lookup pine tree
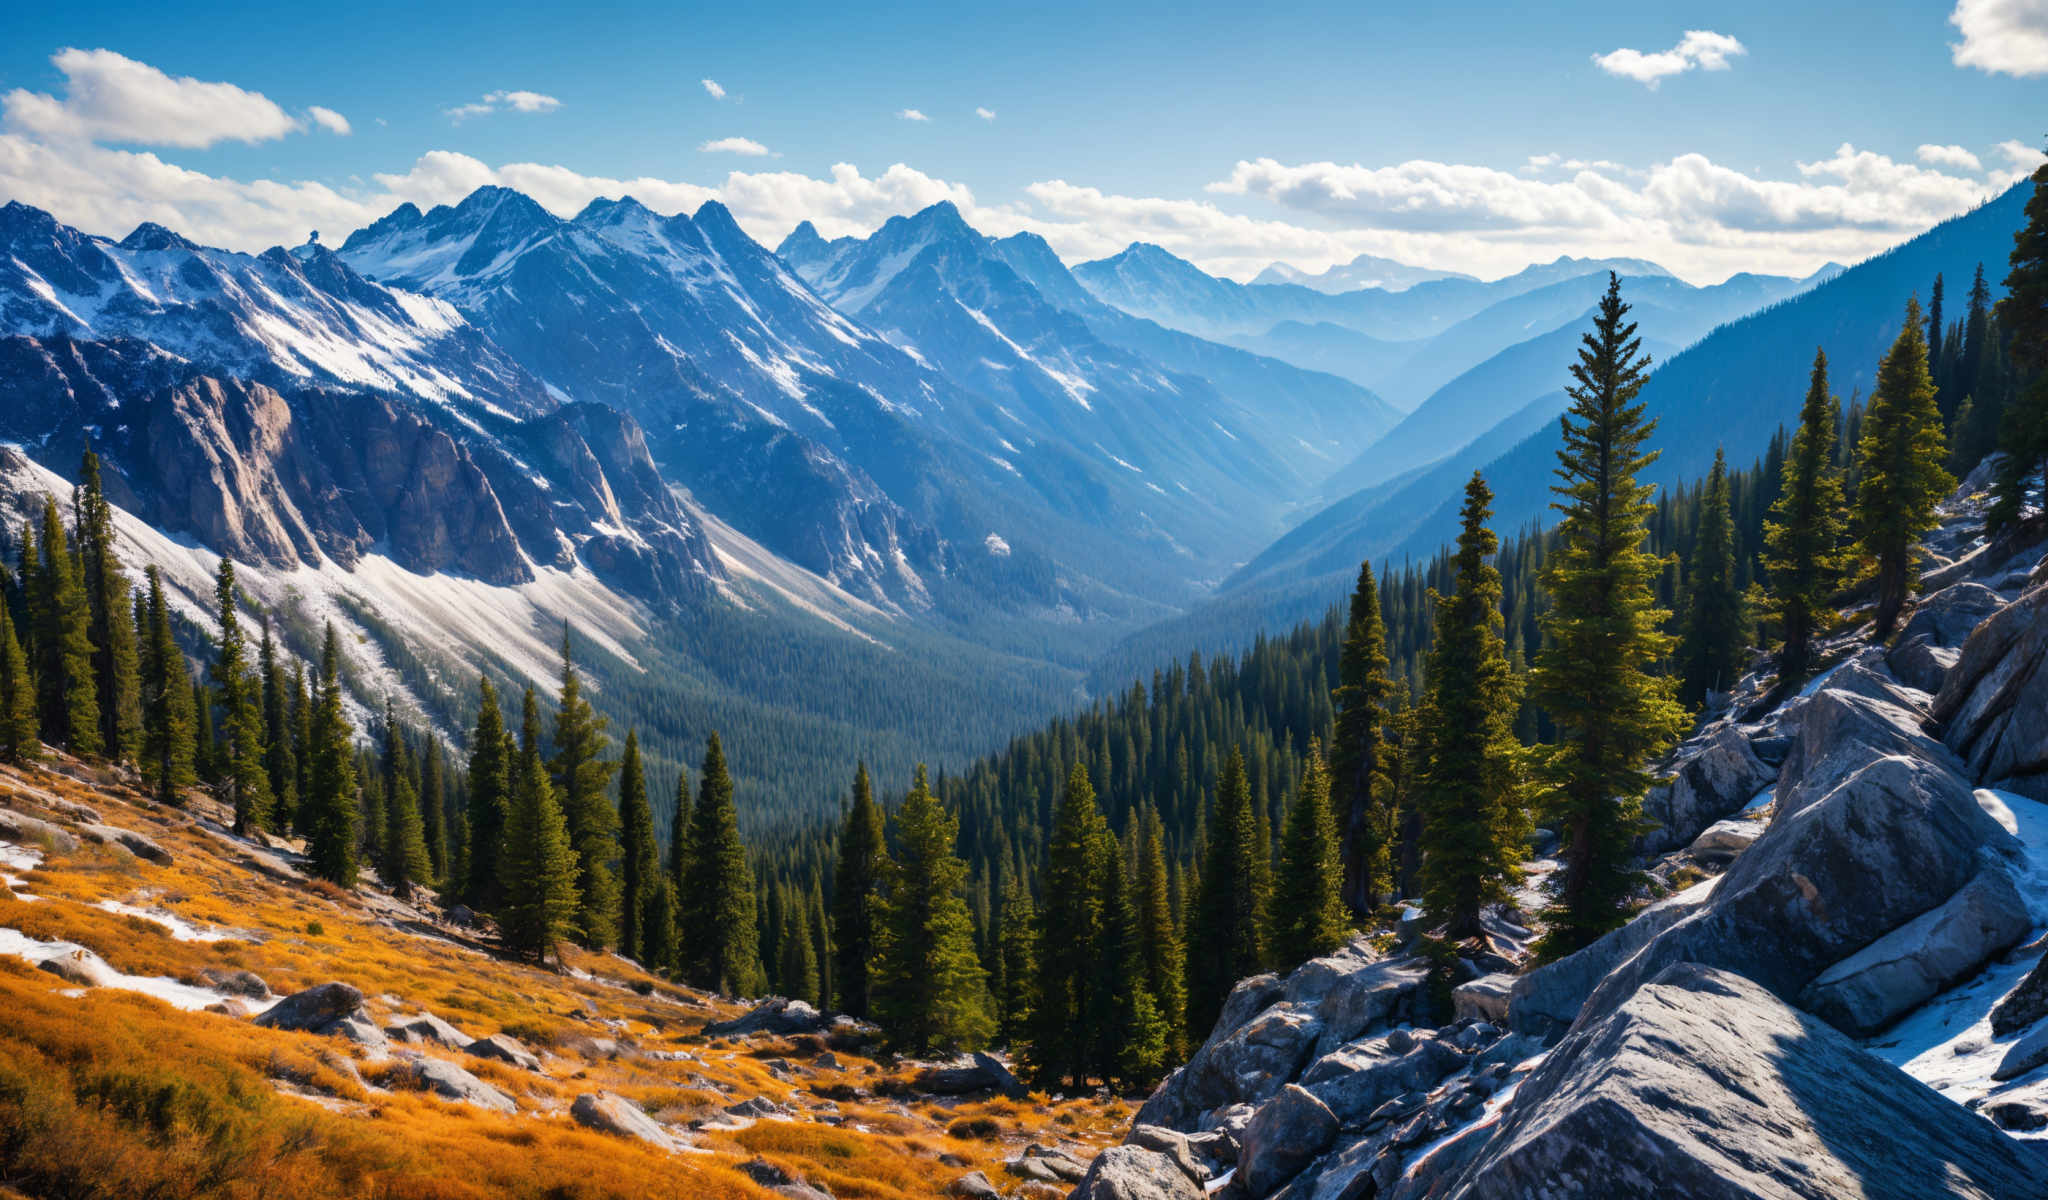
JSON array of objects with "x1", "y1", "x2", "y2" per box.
[
  {"x1": 1417, "y1": 474, "x2": 1528, "y2": 941},
  {"x1": 682, "y1": 733, "x2": 759, "y2": 994},
  {"x1": 641, "y1": 876, "x2": 679, "y2": 978},
  {"x1": 136, "y1": 568, "x2": 193, "y2": 802},
  {"x1": 420, "y1": 739, "x2": 448, "y2": 882},
  {"x1": 550, "y1": 629, "x2": 620, "y2": 949},
  {"x1": 211, "y1": 559, "x2": 271, "y2": 834},
  {"x1": 1331, "y1": 560, "x2": 1396, "y2": 917},
  {"x1": 779, "y1": 899, "x2": 821, "y2": 1005},
  {"x1": 1763, "y1": 349, "x2": 1850, "y2": 686},
  {"x1": 258, "y1": 619, "x2": 296, "y2": 830},
  {"x1": 499, "y1": 686, "x2": 580, "y2": 963},
  {"x1": 1990, "y1": 152, "x2": 2048, "y2": 533},
  {"x1": 1133, "y1": 807, "x2": 1187, "y2": 1057},
  {"x1": 304, "y1": 625, "x2": 359, "y2": 887},
  {"x1": 1028, "y1": 762, "x2": 1110, "y2": 1090},
  {"x1": 1273, "y1": 740, "x2": 1347, "y2": 967},
  {"x1": 1676, "y1": 449, "x2": 1749, "y2": 706},
  {"x1": 464, "y1": 678, "x2": 511, "y2": 911},
  {"x1": 994, "y1": 873, "x2": 1037, "y2": 1045},
  {"x1": 831, "y1": 761, "x2": 888, "y2": 1017},
  {"x1": 870, "y1": 765, "x2": 993, "y2": 1054},
  {"x1": 74, "y1": 453, "x2": 139, "y2": 761},
  {"x1": 1187, "y1": 747, "x2": 1265, "y2": 1033},
  {"x1": 0, "y1": 596, "x2": 37, "y2": 764},
  {"x1": 666, "y1": 772, "x2": 691, "y2": 968},
  {"x1": 1531, "y1": 277, "x2": 1686, "y2": 959},
  {"x1": 32, "y1": 497, "x2": 99, "y2": 756},
  {"x1": 1855, "y1": 296, "x2": 1955, "y2": 640},
  {"x1": 191, "y1": 675, "x2": 217, "y2": 784},
  {"x1": 290, "y1": 660, "x2": 312, "y2": 828},
  {"x1": 616, "y1": 730, "x2": 658, "y2": 963},
  {"x1": 381, "y1": 759, "x2": 433, "y2": 899},
  {"x1": 1099, "y1": 828, "x2": 1168, "y2": 1089}
]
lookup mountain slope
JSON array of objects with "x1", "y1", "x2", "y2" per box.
[{"x1": 1100, "y1": 180, "x2": 2032, "y2": 675}]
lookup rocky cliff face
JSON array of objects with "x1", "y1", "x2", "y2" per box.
[
  {"x1": 1075, "y1": 487, "x2": 2048, "y2": 1200},
  {"x1": 0, "y1": 335, "x2": 719, "y2": 606}
]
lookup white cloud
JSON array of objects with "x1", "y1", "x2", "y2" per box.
[
  {"x1": 699, "y1": 136, "x2": 774, "y2": 156},
  {"x1": 1593, "y1": 30, "x2": 1746, "y2": 88},
  {"x1": 1916, "y1": 142, "x2": 1982, "y2": 171},
  {"x1": 1999, "y1": 139, "x2": 2048, "y2": 172},
  {"x1": 445, "y1": 90, "x2": 561, "y2": 121},
  {"x1": 897, "y1": 108, "x2": 929, "y2": 121},
  {"x1": 1951, "y1": 0, "x2": 2048, "y2": 76},
  {"x1": 976, "y1": 106, "x2": 996, "y2": 121},
  {"x1": 307, "y1": 105, "x2": 351, "y2": 136},
  {"x1": 2, "y1": 47, "x2": 304, "y2": 148},
  {"x1": 701, "y1": 78, "x2": 726, "y2": 100}
]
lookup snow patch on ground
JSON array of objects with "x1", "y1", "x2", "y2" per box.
[
  {"x1": 1, "y1": 840, "x2": 44, "y2": 899},
  {"x1": 94, "y1": 899, "x2": 245, "y2": 943},
  {"x1": 1864, "y1": 790, "x2": 2048, "y2": 1128},
  {"x1": 0, "y1": 927, "x2": 275, "y2": 1013}
]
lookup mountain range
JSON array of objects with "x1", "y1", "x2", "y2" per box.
[{"x1": 0, "y1": 176, "x2": 1962, "y2": 813}]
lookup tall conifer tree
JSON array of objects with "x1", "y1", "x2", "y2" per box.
[
  {"x1": 0, "y1": 597, "x2": 37, "y2": 764},
  {"x1": 1273, "y1": 740, "x2": 1347, "y2": 967},
  {"x1": 1187, "y1": 748, "x2": 1264, "y2": 1033},
  {"x1": 1028, "y1": 762, "x2": 1109, "y2": 1090},
  {"x1": 550, "y1": 629, "x2": 620, "y2": 948},
  {"x1": 682, "y1": 733, "x2": 759, "y2": 994},
  {"x1": 1676, "y1": 449, "x2": 1749, "y2": 706},
  {"x1": 1134, "y1": 807, "x2": 1187, "y2": 1057},
  {"x1": 1416, "y1": 475, "x2": 1527, "y2": 941},
  {"x1": 616, "y1": 730, "x2": 658, "y2": 963},
  {"x1": 464, "y1": 677, "x2": 510, "y2": 910},
  {"x1": 258, "y1": 619, "x2": 296, "y2": 829},
  {"x1": 32, "y1": 497, "x2": 98, "y2": 756},
  {"x1": 870, "y1": 765, "x2": 993, "y2": 1054},
  {"x1": 211, "y1": 559, "x2": 270, "y2": 833},
  {"x1": 831, "y1": 761, "x2": 888, "y2": 1017},
  {"x1": 304, "y1": 625, "x2": 359, "y2": 887},
  {"x1": 378, "y1": 701, "x2": 432, "y2": 897},
  {"x1": 994, "y1": 873, "x2": 1037, "y2": 1045},
  {"x1": 499, "y1": 686, "x2": 579, "y2": 963},
  {"x1": 1854, "y1": 297, "x2": 1954, "y2": 640},
  {"x1": 137, "y1": 567, "x2": 193, "y2": 801},
  {"x1": 74, "y1": 453, "x2": 139, "y2": 760},
  {"x1": 1331, "y1": 560, "x2": 1396, "y2": 917},
  {"x1": 1531, "y1": 277, "x2": 1686, "y2": 958},
  {"x1": 1763, "y1": 349, "x2": 1850, "y2": 685}
]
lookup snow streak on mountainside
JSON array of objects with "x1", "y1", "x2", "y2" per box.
[{"x1": 0, "y1": 200, "x2": 551, "y2": 423}]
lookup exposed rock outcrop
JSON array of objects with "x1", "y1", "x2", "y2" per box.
[
  {"x1": 570, "y1": 1091, "x2": 682, "y2": 1149},
  {"x1": 1639, "y1": 724, "x2": 1776, "y2": 854},
  {"x1": 1936, "y1": 582, "x2": 2048, "y2": 802},
  {"x1": 1404, "y1": 964, "x2": 2043, "y2": 1200}
]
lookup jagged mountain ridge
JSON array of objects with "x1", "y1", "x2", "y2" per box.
[
  {"x1": 1252, "y1": 252, "x2": 1477, "y2": 293},
  {"x1": 780, "y1": 203, "x2": 1397, "y2": 557},
  {"x1": 0, "y1": 200, "x2": 553, "y2": 423}
]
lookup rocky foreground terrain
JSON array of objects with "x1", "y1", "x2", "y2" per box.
[
  {"x1": 1066, "y1": 473, "x2": 2048, "y2": 1200},
  {"x1": 0, "y1": 772, "x2": 1125, "y2": 1199}
]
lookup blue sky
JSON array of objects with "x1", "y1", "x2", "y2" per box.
[{"x1": 1, "y1": 0, "x2": 2042, "y2": 280}]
